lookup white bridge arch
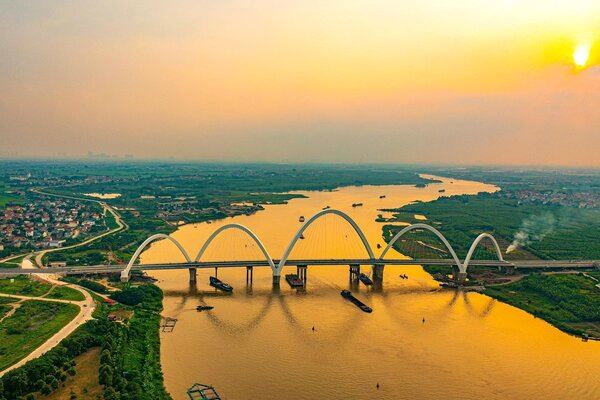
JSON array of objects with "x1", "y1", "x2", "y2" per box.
[
  {"x1": 121, "y1": 234, "x2": 191, "y2": 281},
  {"x1": 276, "y1": 208, "x2": 375, "y2": 275},
  {"x1": 378, "y1": 223, "x2": 463, "y2": 271},
  {"x1": 193, "y1": 223, "x2": 277, "y2": 272},
  {"x1": 119, "y1": 208, "x2": 505, "y2": 282},
  {"x1": 463, "y1": 233, "x2": 504, "y2": 272}
]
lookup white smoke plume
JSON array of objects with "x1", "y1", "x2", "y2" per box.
[{"x1": 506, "y1": 213, "x2": 556, "y2": 254}]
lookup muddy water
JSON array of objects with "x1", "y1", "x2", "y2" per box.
[{"x1": 140, "y1": 176, "x2": 600, "y2": 400}]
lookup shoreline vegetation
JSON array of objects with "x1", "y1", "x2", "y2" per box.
[
  {"x1": 0, "y1": 281, "x2": 170, "y2": 400},
  {"x1": 484, "y1": 273, "x2": 600, "y2": 338},
  {"x1": 381, "y1": 169, "x2": 600, "y2": 339}
]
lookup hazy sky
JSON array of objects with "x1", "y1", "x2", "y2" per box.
[{"x1": 1, "y1": 1, "x2": 599, "y2": 165}]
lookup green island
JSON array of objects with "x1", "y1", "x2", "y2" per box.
[{"x1": 382, "y1": 167, "x2": 600, "y2": 338}]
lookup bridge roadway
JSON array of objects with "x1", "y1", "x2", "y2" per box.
[{"x1": 0, "y1": 258, "x2": 597, "y2": 275}]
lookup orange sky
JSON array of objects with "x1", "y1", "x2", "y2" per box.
[{"x1": 1, "y1": 1, "x2": 599, "y2": 165}]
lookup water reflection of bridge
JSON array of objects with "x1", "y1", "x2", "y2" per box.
[
  {"x1": 1, "y1": 209, "x2": 598, "y2": 283},
  {"x1": 161, "y1": 282, "x2": 496, "y2": 339}
]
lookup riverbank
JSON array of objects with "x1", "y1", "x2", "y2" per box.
[
  {"x1": 380, "y1": 182, "x2": 600, "y2": 339},
  {"x1": 484, "y1": 273, "x2": 600, "y2": 339},
  {"x1": 0, "y1": 282, "x2": 171, "y2": 400}
]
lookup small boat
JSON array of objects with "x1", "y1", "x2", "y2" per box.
[
  {"x1": 299, "y1": 216, "x2": 305, "y2": 222},
  {"x1": 359, "y1": 273, "x2": 373, "y2": 286},
  {"x1": 209, "y1": 276, "x2": 233, "y2": 292},
  {"x1": 285, "y1": 274, "x2": 305, "y2": 288},
  {"x1": 299, "y1": 234, "x2": 305, "y2": 240},
  {"x1": 340, "y1": 290, "x2": 372, "y2": 313},
  {"x1": 322, "y1": 205, "x2": 330, "y2": 210},
  {"x1": 438, "y1": 189, "x2": 446, "y2": 193},
  {"x1": 379, "y1": 195, "x2": 386, "y2": 199},
  {"x1": 196, "y1": 305, "x2": 214, "y2": 311},
  {"x1": 376, "y1": 243, "x2": 381, "y2": 249},
  {"x1": 439, "y1": 282, "x2": 458, "y2": 288},
  {"x1": 352, "y1": 203, "x2": 363, "y2": 207}
]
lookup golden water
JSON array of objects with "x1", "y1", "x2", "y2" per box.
[{"x1": 141, "y1": 176, "x2": 600, "y2": 399}]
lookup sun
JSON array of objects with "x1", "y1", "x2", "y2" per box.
[{"x1": 573, "y1": 43, "x2": 591, "y2": 68}]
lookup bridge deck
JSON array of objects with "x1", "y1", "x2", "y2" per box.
[{"x1": 0, "y1": 258, "x2": 597, "y2": 275}]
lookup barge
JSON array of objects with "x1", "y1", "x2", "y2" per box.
[
  {"x1": 209, "y1": 276, "x2": 233, "y2": 292},
  {"x1": 340, "y1": 290, "x2": 372, "y2": 313},
  {"x1": 285, "y1": 274, "x2": 305, "y2": 288},
  {"x1": 358, "y1": 273, "x2": 373, "y2": 286}
]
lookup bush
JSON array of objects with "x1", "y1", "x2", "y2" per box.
[
  {"x1": 78, "y1": 279, "x2": 108, "y2": 294},
  {"x1": 109, "y1": 285, "x2": 161, "y2": 309}
]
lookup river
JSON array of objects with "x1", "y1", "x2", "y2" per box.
[{"x1": 140, "y1": 176, "x2": 600, "y2": 400}]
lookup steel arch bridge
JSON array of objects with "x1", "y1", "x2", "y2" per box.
[
  {"x1": 2, "y1": 208, "x2": 596, "y2": 282},
  {"x1": 118, "y1": 208, "x2": 506, "y2": 282}
]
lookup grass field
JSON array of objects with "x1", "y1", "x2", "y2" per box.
[
  {"x1": 0, "y1": 184, "x2": 23, "y2": 209},
  {"x1": 0, "y1": 254, "x2": 28, "y2": 269},
  {"x1": 0, "y1": 276, "x2": 52, "y2": 297},
  {"x1": 0, "y1": 300, "x2": 80, "y2": 370},
  {"x1": 0, "y1": 297, "x2": 17, "y2": 320},
  {"x1": 46, "y1": 285, "x2": 86, "y2": 301}
]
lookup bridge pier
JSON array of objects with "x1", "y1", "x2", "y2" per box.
[
  {"x1": 372, "y1": 264, "x2": 384, "y2": 281},
  {"x1": 452, "y1": 265, "x2": 459, "y2": 281},
  {"x1": 246, "y1": 266, "x2": 254, "y2": 285},
  {"x1": 349, "y1": 264, "x2": 360, "y2": 281},
  {"x1": 452, "y1": 265, "x2": 467, "y2": 284},
  {"x1": 188, "y1": 267, "x2": 197, "y2": 283},
  {"x1": 272, "y1": 275, "x2": 281, "y2": 286},
  {"x1": 297, "y1": 265, "x2": 307, "y2": 283}
]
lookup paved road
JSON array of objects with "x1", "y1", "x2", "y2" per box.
[{"x1": 0, "y1": 258, "x2": 96, "y2": 377}]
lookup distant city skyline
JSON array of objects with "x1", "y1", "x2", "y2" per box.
[{"x1": 1, "y1": 1, "x2": 599, "y2": 166}]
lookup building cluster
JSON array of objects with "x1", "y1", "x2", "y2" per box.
[
  {"x1": 503, "y1": 190, "x2": 600, "y2": 209},
  {"x1": 0, "y1": 199, "x2": 102, "y2": 253}
]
